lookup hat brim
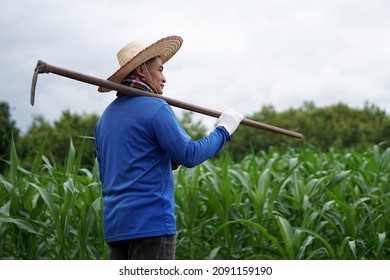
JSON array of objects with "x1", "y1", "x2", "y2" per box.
[{"x1": 98, "y1": 35, "x2": 183, "y2": 92}]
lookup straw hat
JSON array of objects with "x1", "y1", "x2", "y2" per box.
[{"x1": 98, "y1": 35, "x2": 183, "y2": 92}]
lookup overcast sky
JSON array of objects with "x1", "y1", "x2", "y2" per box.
[{"x1": 1, "y1": 0, "x2": 390, "y2": 134}]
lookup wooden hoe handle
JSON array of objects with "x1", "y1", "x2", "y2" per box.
[{"x1": 31, "y1": 60, "x2": 303, "y2": 139}]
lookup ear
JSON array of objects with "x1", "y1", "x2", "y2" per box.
[{"x1": 135, "y1": 65, "x2": 146, "y2": 78}]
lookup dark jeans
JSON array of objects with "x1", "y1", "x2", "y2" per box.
[{"x1": 107, "y1": 235, "x2": 176, "y2": 260}]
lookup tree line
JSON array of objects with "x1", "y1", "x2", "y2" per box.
[
  {"x1": 1, "y1": 100, "x2": 389, "y2": 171},
  {"x1": 228, "y1": 101, "x2": 390, "y2": 160}
]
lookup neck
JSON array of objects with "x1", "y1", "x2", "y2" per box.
[{"x1": 118, "y1": 75, "x2": 155, "y2": 97}]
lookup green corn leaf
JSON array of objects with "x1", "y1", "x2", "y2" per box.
[
  {"x1": 31, "y1": 136, "x2": 47, "y2": 174},
  {"x1": 29, "y1": 183, "x2": 58, "y2": 217},
  {"x1": 0, "y1": 216, "x2": 41, "y2": 235},
  {"x1": 9, "y1": 135, "x2": 19, "y2": 186},
  {"x1": 65, "y1": 137, "x2": 76, "y2": 176},
  {"x1": 326, "y1": 170, "x2": 351, "y2": 188}
]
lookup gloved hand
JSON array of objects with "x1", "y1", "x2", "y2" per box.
[{"x1": 216, "y1": 108, "x2": 244, "y2": 136}]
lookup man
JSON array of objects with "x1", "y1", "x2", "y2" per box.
[{"x1": 95, "y1": 35, "x2": 243, "y2": 259}]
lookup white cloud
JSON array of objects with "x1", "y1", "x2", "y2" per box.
[{"x1": 1, "y1": 0, "x2": 389, "y2": 133}]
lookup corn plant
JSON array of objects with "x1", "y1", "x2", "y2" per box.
[
  {"x1": 175, "y1": 146, "x2": 390, "y2": 260},
  {"x1": 1, "y1": 138, "x2": 389, "y2": 260},
  {"x1": 0, "y1": 137, "x2": 106, "y2": 259}
]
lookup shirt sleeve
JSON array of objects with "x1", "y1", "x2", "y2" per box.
[{"x1": 152, "y1": 103, "x2": 230, "y2": 168}]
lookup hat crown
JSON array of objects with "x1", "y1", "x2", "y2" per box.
[{"x1": 117, "y1": 40, "x2": 146, "y2": 67}]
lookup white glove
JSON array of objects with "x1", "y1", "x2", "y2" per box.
[{"x1": 216, "y1": 108, "x2": 244, "y2": 136}]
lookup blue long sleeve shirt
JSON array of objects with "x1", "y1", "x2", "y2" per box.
[{"x1": 95, "y1": 95, "x2": 230, "y2": 242}]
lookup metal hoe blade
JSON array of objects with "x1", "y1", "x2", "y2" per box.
[{"x1": 30, "y1": 60, "x2": 48, "y2": 106}]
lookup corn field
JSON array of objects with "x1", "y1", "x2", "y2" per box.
[{"x1": 0, "y1": 138, "x2": 389, "y2": 259}]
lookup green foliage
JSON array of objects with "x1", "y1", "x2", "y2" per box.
[
  {"x1": 2, "y1": 101, "x2": 390, "y2": 259},
  {"x1": 228, "y1": 101, "x2": 390, "y2": 161},
  {"x1": 0, "y1": 101, "x2": 20, "y2": 172},
  {"x1": 0, "y1": 138, "x2": 106, "y2": 259},
  {"x1": 16, "y1": 110, "x2": 99, "y2": 170},
  {"x1": 10, "y1": 101, "x2": 390, "y2": 170},
  {"x1": 174, "y1": 145, "x2": 390, "y2": 260},
  {"x1": 1, "y1": 138, "x2": 389, "y2": 259}
]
